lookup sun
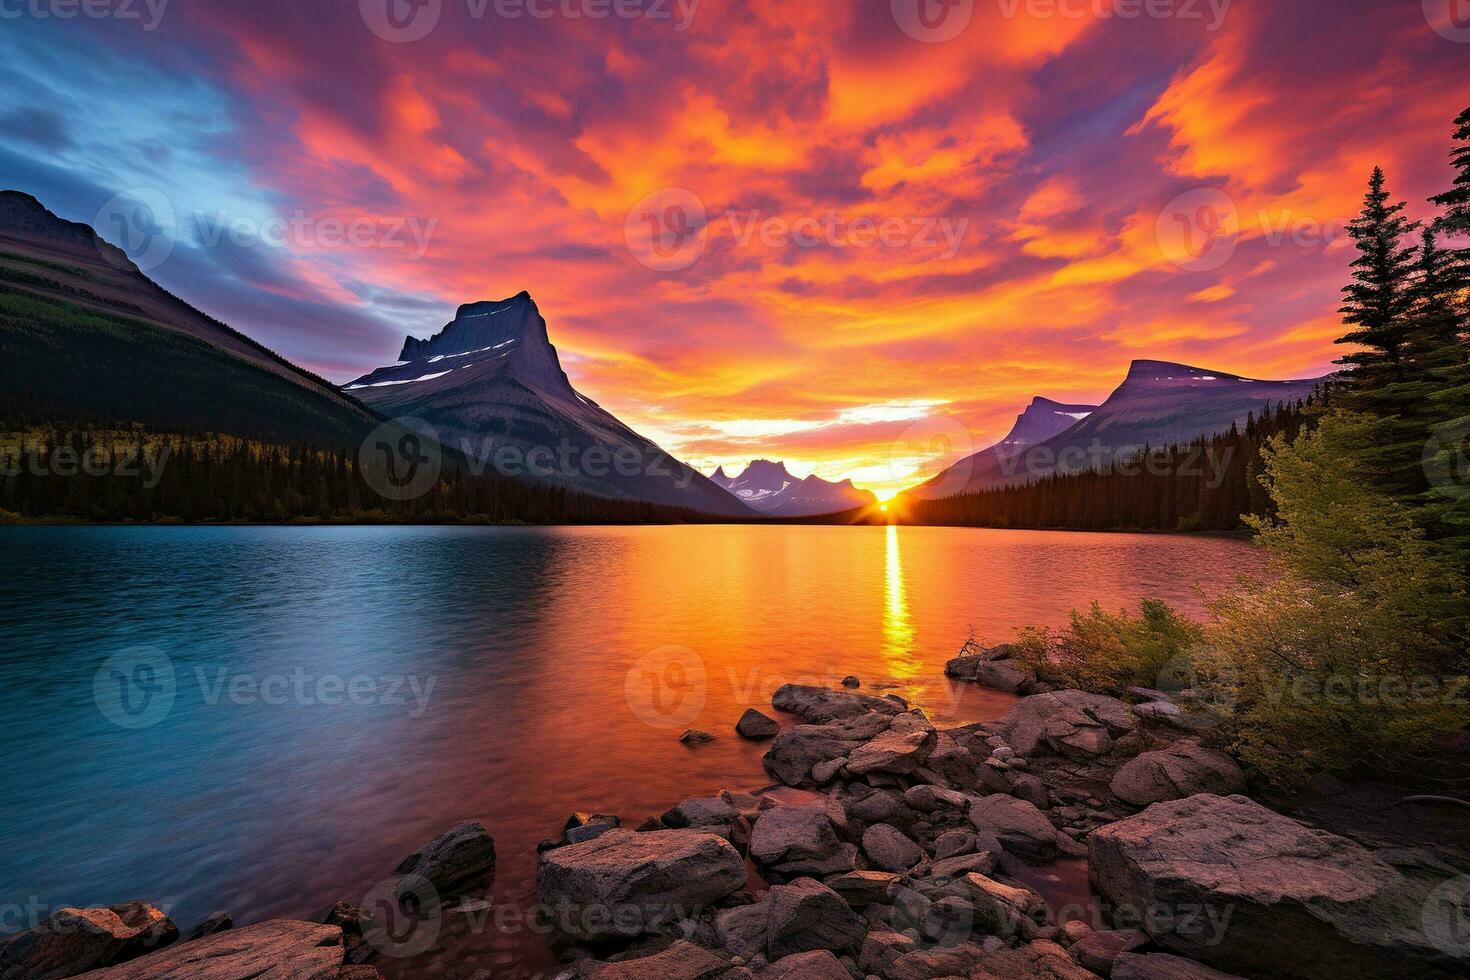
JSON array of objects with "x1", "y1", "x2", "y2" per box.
[{"x1": 879, "y1": 503, "x2": 889, "y2": 512}]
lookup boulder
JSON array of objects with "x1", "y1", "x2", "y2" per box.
[
  {"x1": 858, "y1": 930, "x2": 918, "y2": 976},
  {"x1": 926, "y1": 732, "x2": 1008, "y2": 793},
  {"x1": 903, "y1": 784, "x2": 967, "y2": 813},
  {"x1": 394, "y1": 822, "x2": 496, "y2": 899},
  {"x1": 933, "y1": 829, "x2": 978, "y2": 860},
  {"x1": 1069, "y1": 928, "x2": 1150, "y2": 975},
  {"x1": 0, "y1": 902, "x2": 177, "y2": 979},
  {"x1": 736, "y1": 709, "x2": 780, "y2": 740},
  {"x1": 969, "y1": 794, "x2": 1060, "y2": 864},
  {"x1": 578, "y1": 940, "x2": 742, "y2": 979},
  {"x1": 846, "y1": 712, "x2": 937, "y2": 776},
  {"x1": 945, "y1": 644, "x2": 1015, "y2": 679},
  {"x1": 962, "y1": 872, "x2": 1046, "y2": 940},
  {"x1": 994, "y1": 691, "x2": 1136, "y2": 759},
  {"x1": 536, "y1": 829, "x2": 746, "y2": 940},
  {"x1": 1131, "y1": 701, "x2": 1188, "y2": 729},
  {"x1": 824, "y1": 870, "x2": 899, "y2": 907},
  {"x1": 770, "y1": 684, "x2": 901, "y2": 722},
  {"x1": 973, "y1": 939, "x2": 1099, "y2": 979},
  {"x1": 1089, "y1": 793, "x2": 1468, "y2": 979},
  {"x1": 762, "y1": 878, "x2": 864, "y2": 959},
  {"x1": 74, "y1": 919, "x2": 343, "y2": 979},
  {"x1": 1111, "y1": 952, "x2": 1245, "y2": 979},
  {"x1": 762, "y1": 712, "x2": 891, "y2": 787},
  {"x1": 842, "y1": 786, "x2": 905, "y2": 826},
  {"x1": 970, "y1": 660, "x2": 1037, "y2": 694},
  {"x1": 755, "y1": 948, "x2": 849, "y2": 979},
  {"x1": 841, "y1": 676, "x2": 861, "y2": 688},
  {"x1": 748, "y1": 803, "x2": 855, "y2": 879},
  {"x1": 928, "y1": 851, "x2": 999, "y2": 880},
  {"x1": 662, "y1": 797, "x2": 737, "y2": 830},
  {"x1": 680, "y1": 729, "x2": 715, "y2": 745},
  {"x1": 182, "y1": 913, "x2": 232, "y2": 942},
  {"x1": 1109, "y1": 742, "x2": 1245, "y2": 806},
  {"x1": 565, "y1": 813, "x2": 623, "y2": 845},
  {"x1": 861, "y1": 824, "x2": 924, "y2": 872},
  {"x1": 885, "y1": 944, "x2": 988, "y2": 980}
]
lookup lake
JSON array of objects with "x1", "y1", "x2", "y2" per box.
[{"x1": 0, "y1": 524, "x2": 1263, "y2": 974}]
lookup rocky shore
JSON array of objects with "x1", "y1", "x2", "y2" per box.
[{"x1": 6, "y1": 647, "x2": 1469, "y2": 979}]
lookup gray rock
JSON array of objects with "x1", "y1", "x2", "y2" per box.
[
  {"x1": 75, "y1": 919, "x2": 340, "y2": 980},
  {"x1": 749, "y1": 803, "x2": 854, "y2": 879},
  {"x1": 578, "y1": 939, "x2": 743, "y2": 979},
  {"x1": 933, "y1": 829, "x2": 978, "y2": 860},
  {"x1": 840, "y1": 676, "x2": 861, "y2": 688},
  {"x1": 1111, "y1": 952, "x2": 1246, "y2": 979},
  {"x1": 1009, "y1": 772, "x2": 1051, "y2": 810},
  {"x1": 843, "y1": 786, "x2": 905, "y2": 826},
  {"x1": 537, "y1": 829, "x2": 746, "y2": 940},
  {"x1": 662, "y1": 797, "x2": 737, "y2": 830},
  {"x1": 970, "y1": 659, "x2": 1037, "y2": 693},
  {"x1": 903, "y1": 784, "x2": 967, "y2": 813},
  {"x1": 972, "y1": 939, "x2": 1099, "y2": 979},
  {"x1": 736, "y1": 709, "x2": 781, "y2": 740},
  {"x1": 994, "y1": 691, "x2": 1136, "y2": 758},
  {"x1": 762, "y1": 878, "x2": 864, "y2": 959},
  {"x1": 1109, "y1": 742, "x2": 1245, "y2": 806},
  {"x1": 861, "y1": 824, "x2": 924, "y2": 872},
  {"x1": 858, "y1": 930, "x2": 918, "y2": 976},
  {"x1": 1090, "y1": 793, "x2": 1468, "y2": 979},
  {"x1": 182, "y1": 912, "x2": 232, "y2": 943},
  {"x1": 394, "y1": 821, "x2": 496, "y2": 899},
  {"x1": 945, "y1": 644, "x2": 1015, "y2": 678},
  {"x1": 961, "y1": 872, "x2": 1047, "y2": 940},
  {"x1": 1070, "y1": 928, "x2": 1150, "y2": 975},
  {"x1": 762, "y1": 712, "x2": 891, "y2": 787},
  {"x1": 845, "y1": 712, "x2": 937, "y2": 777},
  {"x1": 770, "y1": 684, "x2": 901, "y2": 722},
  {"x1": 810, "y1": 759, "x2": 844, "y2": 785},
  {"x1": 680, "y1": 729, "x2": 716, "y2": 745},
  {"x1": 565, "y1": 813, "x2": 623, "y2": 845},
  {"x1": 824, "y1": 870, "x2": 899, "y2": 907},
  {"x1": 714, "y1": 904, "x2": 768, "y2": 961},
  {"x1": 0, "y1": 903, "x2": 178, "y2": 979},
  {"x1": 885, "y1": 944, "x2": 988, "y2": 980},
  {"x1": 921, "y1": 895, "x2": 977, "y2": 943},
  {"x1": 927, "y1": 850, "x2": 999, "y2": 880},
  {"x1": 754, "y1": 948, "x2": 848, "y2": 979},
  {"x1": 968, "y1": 794, "x2": 1060, "y2": 864}
]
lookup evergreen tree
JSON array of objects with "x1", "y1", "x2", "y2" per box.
[{"x1": 1336, "y1": 167, "x2": 1419, "y2": 405}]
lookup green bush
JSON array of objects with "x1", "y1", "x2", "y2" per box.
[{"x1": 1011, "y1": 598, "x2": 1204, "y2": 697}]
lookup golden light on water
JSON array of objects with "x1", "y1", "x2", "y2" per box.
[{"x1": 881, "y1": 524, "x2": 917, "y2": 679}]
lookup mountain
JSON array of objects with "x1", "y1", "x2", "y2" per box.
[
  {"x1": 911, "y1": 360, "x2": 1326, "y2": 497},
  {"x1": 711, "y1": 459, "x2": 878, "y2": 516},
  {"x1": 908, "y1": 396, "x2": 1098, "y2": 499},
  {"x1": 0, "y1": 190, "x2": 379, "y2": 445},
  {"x1": 344, "y1": 292, "x2": 750, "y2": 516}
]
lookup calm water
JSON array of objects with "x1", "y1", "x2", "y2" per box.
[{"x1": 0, "y1": 525, "x2": 1262, "y2": 973}]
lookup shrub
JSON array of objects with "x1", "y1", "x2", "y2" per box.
[{"x1": 1011, "y1": 598, "x2": 1204, "y2": 697}]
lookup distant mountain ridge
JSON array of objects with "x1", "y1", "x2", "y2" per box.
[
  {"x1": 711, "y1": 459, "x2": 877, "y2": 516},
  {"x1": 344, "y1": 292, "x2": 750, "y2": 516},
  {"x1": 911, "y1": 359, "x2": 1327, "y2": 498}
]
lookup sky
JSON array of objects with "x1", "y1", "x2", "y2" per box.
[{"x1": 3, "y1": 0, "x2": 1469, "y2": 496}]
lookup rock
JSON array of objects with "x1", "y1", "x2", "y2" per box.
[
  {"x1": 841, "y1": 676, "x2": 861, "y2": 688},
  {"x1": 824, "y1": 870, "x2": 899, "y2": 907},
  {"x1": 1111, "y1": 952, "x2": 1246, "y2": 979},
  {"x1": 754, "y1": 948, "x2": 848, "y2": 979},
  {"x1": 749, "y1": 803, "x2": 855, "y2": 879},
  {"x1": 858, "y1": 930, "x2": 919, "y2": 976},
  {"x1": 1109, "y1": 742, "x2": 1245, "y2": 806},
  {"x1": 770, "y1": 684, "x2": 902, "y2": 722},
  {"x1": 662, "y1": 797, "x2": 737, "y2": 830},
  {"x1": 903, "y1": 784, "x2": 967, "y2": 813},
  {"x1": 182, "y1": 912, "x2": 232, "y2": 942},
  {"x1": 810, "y1": 759, "x2": 844, "y2": 785},
  {"x1": 578, "y1": 940, "x2": 743, "y2": 979},
  {"x1": 762, "y1": 712, "x2": 892, "y2": 787},
  {"x1": 537, "y1": 829, "x2": 746, "y2": 940},
  {"x1": 565, "y1": 813, "x2": 623, "y2": 845},
  {"x1": 735, "y1": 710, "x2": 779, "y2": 741},
  {"x1": 926, "y1": 732, "x2": 1008, "y2": 793},
  {"x1": 1089, "y1": 793, "x2": 1467, "y2": 979},
  {"x1": 0, "y1": 902, "x2": 178, "y2": 978},
  {"x1": 1131, "y1": 701, "x2": 1188, "y2": 728},
  {"x1": 973, "y1": 939, "x2": 1099, "y2": 979},
  {"x1": 714, "y1": 904, "x2": 768, "y2": 960},
  {"x1": 945, "y1": 644, "x2": 1015, "y2": 679},
  {"x1": 970, "y1": 659, "x2": 1037, "y2": 693},
  {"x1": 394, "y1": 821, "x2": 496, "y2": 899},
  {"x1": 681, "y1": 729, "x2": 715, "y2": 745},
  {"x1": 861, "y1": 824, "x2": 924, "y2": 872},
  {"x1": 927, "y1": 850, "x2": 999, "y2": 880},
  {"x1": 843, "y1": 786, "x2": 905, "y2": 826},
  {"x1": 885, "y1": 944, "x2": 987, "y2": 980},
  {"x1": 933, "y1": 829, "x2": 978, "y2": 860},
  {"x1": 845, "y1": 712, "x2": 937, "y2": 777},
  {"x1": 1070, "y1": 928, "x2": 1150, "y2": 975},
  {"x1": 1061, "y1": 919, "x2": 1094, "y2": 945},
  {"x1": 1009, "y1": 772, "x2": 1051, "y2": 810},
  {"x1": 994, "y1": 691, "x2": 1136, "y2": 759},
  {"x1": 74, "y1": 919, "x2": 342, "y2": 979},
  {"x1": 962, "y1": 872, "x2": 1047, "y2": 940},
  {"x1": 762, "y1": 879, "x2": 864, "y2": 959},
  {"x1": 969, "y1": 794, "x2": 1060, "y2": 864}
]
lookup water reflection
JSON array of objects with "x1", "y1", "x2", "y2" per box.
[{"x1": 882, "y1": 525, "x2": 917, "y2": 678}]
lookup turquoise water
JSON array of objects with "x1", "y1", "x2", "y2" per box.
[{"x1": 0, "y1": 524, "x2": 1262, "y2": 972}]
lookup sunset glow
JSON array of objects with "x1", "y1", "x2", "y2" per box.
[{"x1": 5, "y1": 2, "x2": 1469, "y2": 496}]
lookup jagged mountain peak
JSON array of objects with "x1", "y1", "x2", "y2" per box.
[{"x1": 711, "y1": 459, "x2": 876, "y2": 516}]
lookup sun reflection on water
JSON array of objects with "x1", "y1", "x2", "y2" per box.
[{"x1": 882, "y1": 524, "x2": 917, "y2": 679}]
